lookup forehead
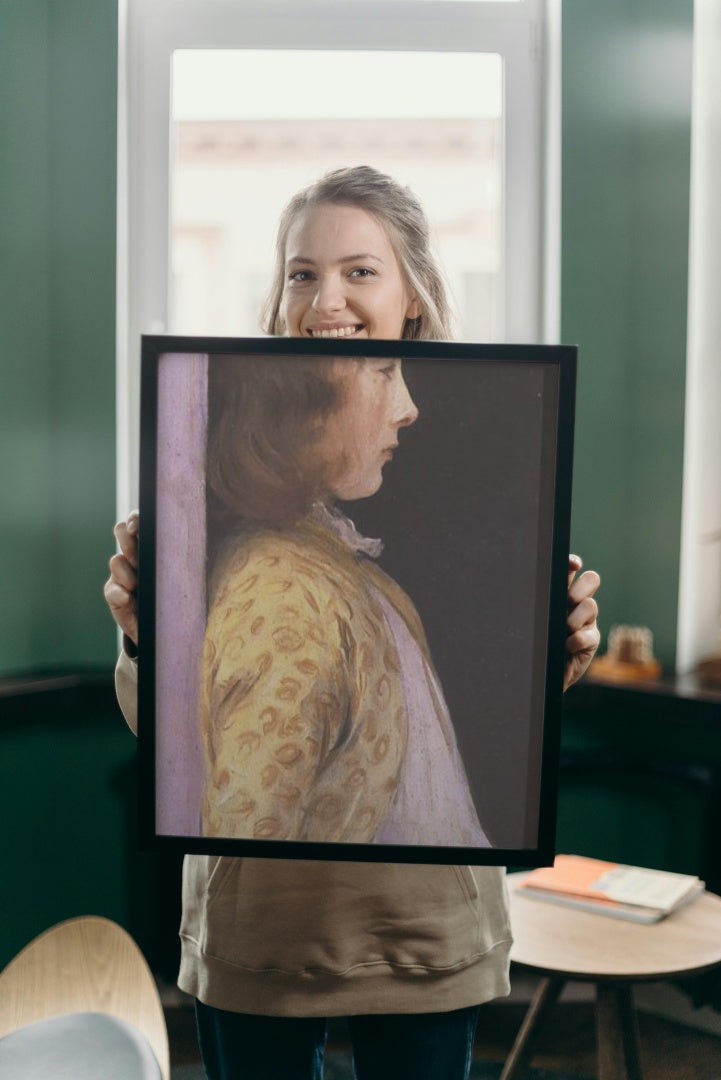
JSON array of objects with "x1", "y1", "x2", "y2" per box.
[{"x1": 285, "y1": 202, "x2": 398, "y2": 263}]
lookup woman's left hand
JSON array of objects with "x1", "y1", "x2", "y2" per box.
[{"x1": 564, "y1": 555, "x2": 601, "y2": 691}]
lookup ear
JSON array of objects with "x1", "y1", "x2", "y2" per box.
[{"x1": 405, "y1": 296, "x2": 422, "y2": 320}]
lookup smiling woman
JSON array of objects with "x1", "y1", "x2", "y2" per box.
[{"x1": 262, "y1": 166, "x2": 453, "y2": 341}]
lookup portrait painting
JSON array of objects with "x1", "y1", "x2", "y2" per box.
[{"x1": 137, "y1": 335, "x2": 576, "y2": 866}]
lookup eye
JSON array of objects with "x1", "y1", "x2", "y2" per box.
[
  {"x1": 349, "y1": 267, "x2": 375, "y2": 279},
  {"x1": 378, "y1": 362, "x2": 398, "y2": 380},
  {"x1": 288, "y1": 269, "x2": 314, "y2": 283}
]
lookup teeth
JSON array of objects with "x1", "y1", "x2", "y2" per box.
[{"x1": 311, "y1": 326, "x2": 359, "y2": 338}]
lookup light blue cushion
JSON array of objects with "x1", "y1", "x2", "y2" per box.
[{"x1": 0, "y1": 1011, "x2": 162, "y2": 1079}]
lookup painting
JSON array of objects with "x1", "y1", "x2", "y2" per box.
[{"x1": 137, "y1": 335, "x2": 576, "y2": 865}]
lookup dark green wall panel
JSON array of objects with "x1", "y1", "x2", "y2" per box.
[
  {"x1": 0, "y1": 701, "x2": 133, "y2": 966},
  {"x1": 0, "y1": 0, "x2": 118, "y2": 675},
  {"x1": 1, "y1": 2, "x2": 54, "y2": 669},
  {"x1": 559, "y1": 683, "x2": 721, "y2": 886},
  {"x1": 562, "y1": 0, "x2": 693, "y2": 669},
  {"x1": 0, "y1": 683, "x2": 184, "y2": 976}
]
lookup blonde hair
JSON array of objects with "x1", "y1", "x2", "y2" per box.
[{"x1": 262, "y1": 166, "x2": 453, "y2": 341}]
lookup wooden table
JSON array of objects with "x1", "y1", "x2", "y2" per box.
[{"x1": 503, "y1": 873, "x2": 721, "y2": 1080}]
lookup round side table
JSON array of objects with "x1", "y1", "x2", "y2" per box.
[{"x1": 503, "y1": 872, "x2": 721, "y2": 1080}]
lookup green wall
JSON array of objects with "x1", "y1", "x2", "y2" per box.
[
  {"x1": 0, "y1": 0, "x2": 118, "y2": 676},
  {"x1": 0, "y1": 684, "x2": 183, "y2": 974},
  {"x1": 563, "y1": 0, "x2": 693, "y2": 669},
  {"x1": 0, "y1": 1, "x2": 693, "y2": 677},
  {"x1": 0, "y1": 0, "x2": 699, "y2": 968},
  {"x1": 0, "y1": 0, "x2": 133, "y2": 968}
]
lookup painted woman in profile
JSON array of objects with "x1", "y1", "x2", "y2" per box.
[{"x1": 201, "y1": 349, "x2": 491, "y2": 848}]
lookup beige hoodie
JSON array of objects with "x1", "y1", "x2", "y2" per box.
[{"x1": 117, "y1": 649, "x2": 511, "y2": 1016}]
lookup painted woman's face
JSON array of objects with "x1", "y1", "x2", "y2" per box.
[
  {"x1": 320, "y1": 359, "x2": 419, "y2": 501},
  {"x1": 281, "y1": 203, "x2": 421, "y2": 340}
]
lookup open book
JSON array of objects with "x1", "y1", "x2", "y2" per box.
[{"x1": 516, "y1": 854, "x2": 705, "y2": 923}]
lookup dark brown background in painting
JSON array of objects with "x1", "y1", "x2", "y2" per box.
[{"x1": 344, "y1": 357, "x2": 558, "y2": 849}]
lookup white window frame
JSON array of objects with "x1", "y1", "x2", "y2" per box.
[
  {"x1": 117, "y1": 0, "x2": 559, "y2": 511},
  {"x1": 676, "y1": 0, "x2": 721, "y2": 674}
]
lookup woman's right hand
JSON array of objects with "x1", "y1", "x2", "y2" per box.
[{"x1": 104, "y1": 510, "x2": 139, "y2": 647}]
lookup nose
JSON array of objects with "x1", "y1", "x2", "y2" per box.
[
  {"x1": 395, "y1": 374, "x2": 419, "y2": 429},
  {"x1": 312, "y1": 273, "x2": 345, "y2": 316}
]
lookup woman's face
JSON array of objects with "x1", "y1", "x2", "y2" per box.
[
  {"x1": 321, "y1": 358, "x2": 419, "y2": 501},
  {"x1": 281, "y1": 203, "x2": 421, "y2": 340},
  {"x1": 281, "y1": 201, "x2": 420, "y2": 500}
]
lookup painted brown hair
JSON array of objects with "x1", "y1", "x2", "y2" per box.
[{"x1": 206, "y1": 353, "x2": 351, "y2": 527}]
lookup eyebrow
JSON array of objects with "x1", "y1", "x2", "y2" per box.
[{"x1": 286, "y1": 253, "x2": 385, "y2": 266}]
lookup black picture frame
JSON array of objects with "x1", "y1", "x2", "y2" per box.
[{"x1": 137, "y1": 335, "x2": 576, "y2": 866}]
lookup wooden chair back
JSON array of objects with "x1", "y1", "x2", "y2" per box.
[{"x1": 0, "y1": 916, "x2": 169, "y2": 1080}]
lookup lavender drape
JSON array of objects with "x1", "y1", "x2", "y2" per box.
[{"x1": 155, "y1": 353, "x2": 208, "y2": 836}]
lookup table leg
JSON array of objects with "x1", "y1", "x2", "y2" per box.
[
  {"x1": 500, "y1": 976, "x2": 565, "y2": 1080},
  {"x1": 596, "y1": 982, "x2": 643, "y2": 1080}
]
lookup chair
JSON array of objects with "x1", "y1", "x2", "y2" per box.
[{"x1": 0, "y1": 915, "x2": 170, "y2": 1079}]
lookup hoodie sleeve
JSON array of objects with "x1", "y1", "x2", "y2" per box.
[{"x1": 115, "y1": 647, "x2": 139, "y2": 736}]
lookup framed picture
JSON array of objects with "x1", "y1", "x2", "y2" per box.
[{"x1": 137, "y1": 335, "x2": 576, "y2": 866}]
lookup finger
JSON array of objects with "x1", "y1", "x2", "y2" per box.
[
  {"x1": 566, "y1": 594, "x2": 599, "y2": 634},
  {"x1": 568, "y1": 553, "x2": 583, "y2": 587},
  {"x1": 568, "y1": 569, "x2": 601, "y2": 607},
  {"x1": 566, "y1": 623, "x2": 601, "y2": 656},
  {"x1": 103, "y1": 577, "x2": 132, "y2": 612},
  {"x1": 113, "y1": 518, "x2": 139, "y2": 568},
  {"x1": 103, "y1": 579, "x2": 139, "y2": 641},
  {"x1": 108, "y1": 552, "x2": 137, "y2": 592}
]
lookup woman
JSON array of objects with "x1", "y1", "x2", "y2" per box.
[
  {"x1": 106, "y1": 166, "x2": 600, "y2": 1080},
  {"x1": 201, "y1": 349, "x2": 490, "y2": 848}
]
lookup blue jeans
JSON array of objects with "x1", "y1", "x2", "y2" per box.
[{"x1": 195, "y1": 1000, "x2": 481, "y2": 1080}]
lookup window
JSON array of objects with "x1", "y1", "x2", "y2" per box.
[
  {"x1": 118, "y1": 0, "x2": 557, "y2": 509},
  {"x1": 169, "y1": 49, "x2": 503, "y2": 340}
]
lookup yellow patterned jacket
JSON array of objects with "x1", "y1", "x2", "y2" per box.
[{"x1": 201, "y1": 515, "x2": 431, "y2": 844}]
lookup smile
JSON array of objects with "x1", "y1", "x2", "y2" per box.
[{"x1": 307, "y1": 324, "x2": 364, "y2": 339}]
